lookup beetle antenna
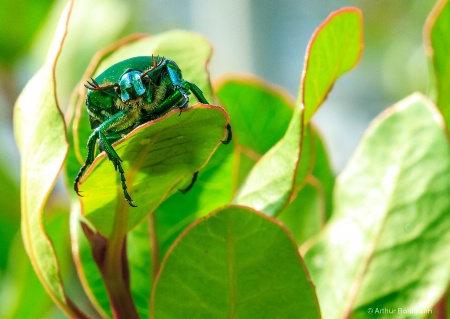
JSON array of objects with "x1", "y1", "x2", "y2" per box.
[
  {"x1": 141, "y1": 55, "x2": 165, "y2": 79},
  {"x1": 85, "y1": 77, "x2": 120, "y2": 91}
]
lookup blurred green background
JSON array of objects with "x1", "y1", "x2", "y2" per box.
[{"x1": 0, "y1": 0, "x2": 434, "y2": 317}]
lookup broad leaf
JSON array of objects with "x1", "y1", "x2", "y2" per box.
[
  {"x1": 215, "y1": 76, "x2": 294, "y2": 155},
  {"x1": 425, "y1": 0, "x2": 450, "y2": 131},
  {"x1": 277, "y1": 183, "x2": 323, "y2": 246},
  {"x1": 152, "y1": 205, "x2": 320, "y2": 319},
  {"x1": 215, "y1": 76, "x2": 295, "y2": 188},
  {"x1": 153, "y1": 143, "x2": 235, "y2": 260},
  {"x1": 304, "y1": 94, "x2": 450, "y2": 318},
  {"x1": 231, "y1": 79, "x2": 303, "y2": 215},
  {"x1": 310, "y1": 126, "x2": 335, "y2": 220},
  {"x1": 78, "y1": 105, "x2": 230, "y2": 237},
  {"x1": 234, "y1": 8, "x2": 362, "y2": 216},
  {"x1": 303, "y1": 8, "x2": 363, "y2": 123},
  {"x1": 13, "y1": 2, "x2": 87, "y2": 318},
  {"x1": 278, "y1": 126, "x2": 334, "y2": 245}
]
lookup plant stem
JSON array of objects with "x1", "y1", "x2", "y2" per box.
[
  {"x1": 101, "y1": 199, "x2": 140, "y2": 319},
  {"x1": 433, "y1": 292, "x2": 447, "y2": 319}
]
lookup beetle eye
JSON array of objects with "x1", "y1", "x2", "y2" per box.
[
  {"x1": 114, "y1": 86, "x2": 121, "y2": 95},
  {"x1": 118, "y1": 70, "x2": 147, "y2": 102}
]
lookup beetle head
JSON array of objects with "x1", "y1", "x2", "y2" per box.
[{"x1": 118, "y1": 69, "x2": 147, "y2": 102}]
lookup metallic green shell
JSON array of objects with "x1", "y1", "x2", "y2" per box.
[
  {"x1": 86, "y1": 56, "x2": 163, "y2": 129},
  {"x1": 94, "y1": 56, "x2": 161, "y2": 84}
]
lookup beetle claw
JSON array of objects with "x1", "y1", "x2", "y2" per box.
[
  {"x1": 74, "y1": 186, "x2": 84, "y2": 197},
  {"x1": 85, "y1": 78, "x2": 99, "y2": 90}
]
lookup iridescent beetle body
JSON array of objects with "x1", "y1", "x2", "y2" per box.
[{"x1": 74, "y1": 56, "x2": 232, "y2": 206}]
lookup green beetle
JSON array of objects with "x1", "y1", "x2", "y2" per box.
[{"x1": 74, "y1": 55, "x2": 232, "y2": 207}]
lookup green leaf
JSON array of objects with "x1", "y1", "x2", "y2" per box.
[
  {"x1": 154, "y1": 143, "x2": 235, "y2": 260},
  {"x1": 304, "y1": 94, "x2": 450, "y2": 318},
  {"x1": 78, "y1": 105, "x2": 230, "y2": 237},
  {"x1": 277, "y1": 126, "x2": 334, "y2": 245},
  {"x1": 215, "y1": 76, "x2": 294, "y2": 188},
  {"x1": 215, "y1": 76, "x2": 294, "y2": 155},
  {"x1": 232, "y1": 87, "x2": 303, "y2": 215},
  {"x1": 13, "y1": 2, "x2": 87, "y2": 318},
  {"x1": 425, "y1": 0, "x2": 450, "y2": 131},
  {"x1": 278, "y1": 183, "x2": 323, "y2": 246},
  {"x1": 303, "y1": 8, "x2": 363, "y2": 124},
  {"x1": 234, "y1": 8, "x2": 361, "y2": 216},
  {"x1": 310, "y1": 127, "x2": 335, "y2": 220},
  {"x1": 152, "y1": 205, "x2": 320, "y2": 319}
]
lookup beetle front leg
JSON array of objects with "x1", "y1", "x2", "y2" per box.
[
  {"x1": 74, "y1": 130, "x2": 100, "y2": 196},
  {"x1": 165, "y1": 62, "x2": 190, "y2": 108},
  {"x1": 183, "y1": 81, "x2": 208, "y2": 104}
]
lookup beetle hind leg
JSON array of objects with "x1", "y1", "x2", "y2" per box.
[
  {"x1": 222, "y1": 123, "x2": 232, "y2": 144},
  {"x1": 179, "y1": 171, "x2": 199, "y2": 194}
]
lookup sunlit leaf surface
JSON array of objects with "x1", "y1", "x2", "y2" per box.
[
  {"x1": 234, "y1": 8, "x2": 362, "y2": 216},
  {"x1": 303, "y1": 8, "x2": 363, "y2": 123},
  {"x1": 304, "y1": 94, "x2": 450, "y2": 318},
  {"x1": 13, "y1": 2, "x2": 87, "y2": 318},
  {"x1": 216, "y1": 76, "x2": 294, "y2": 155}
]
